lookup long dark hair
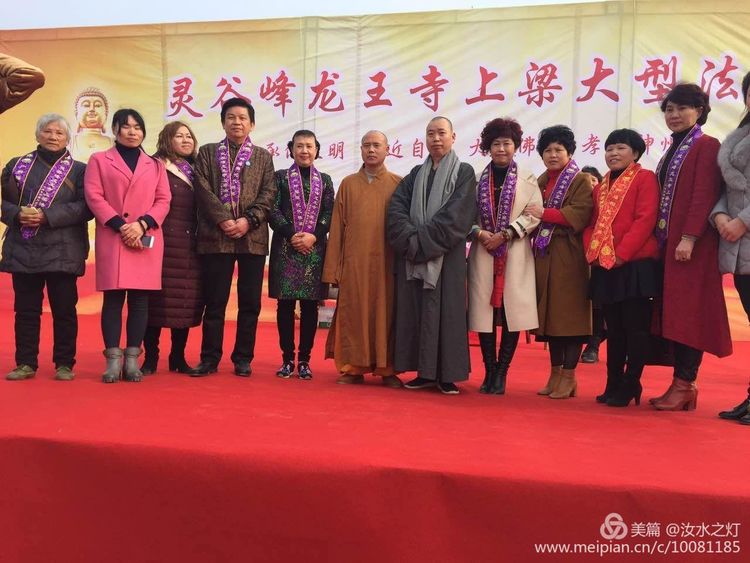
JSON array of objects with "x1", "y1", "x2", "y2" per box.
[{"x1": 739, "y1": 72, "x2": 750, "y2": 128}]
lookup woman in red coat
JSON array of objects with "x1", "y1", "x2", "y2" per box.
[
  {"x1": 650, "y1": 83, "x2": 732, "y2": 410},
  {"x1": 85, "y1": 109, "x2": 171, "y2": 383},
  {"x1": 584, "y1": 129, "x2": 659, "y2": 407}
]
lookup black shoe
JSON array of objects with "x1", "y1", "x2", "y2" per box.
[
  {"x1": 141, "y1": 356, "x2": 158, "y2": 375},
  {"x1": 276, "y1": 361, "x2": 295, "y2": 379},
  {"x1": 234, "y1": 361, "x2": 252, "y2": 377},
  {"x1": 718, "y1": 398, "x2": 750, "y2": 420},
  {"x1": 298, "y1": 362, "x2": 313, "y2": 380},
  {"x1": 189, "y1": 362, "x2": 218, "y2": 377},
  {"x1": 169, "y1": 357, "x2": 196, "y2": 374},
  {"x1": 438, "y1": 382, "x2": 460, "y2": 395},
  {"x1": 581, "y1": 346, "x2": 599, "y2": 363},
  {"x1": 606, "y1": 378, "x2": 642, "y2": 407},
  {"x1": 596, "y1": 375, "x2": 621, "y2": 404},
  {"x1": 404, "y1": 376, "x2": 437, "y2": 389},
  {"x1": 739, "y1": 412, "x2": 750, "y2": 425}
]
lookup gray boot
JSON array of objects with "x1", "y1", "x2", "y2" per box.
[
  {"x1": 123, "y1": 347, "x2": 144, "y2": 382},
  {"x1": 102, "y1": 348, "x2": 123, "y2": 383}
]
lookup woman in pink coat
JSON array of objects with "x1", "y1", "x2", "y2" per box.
[{"x1": 84, "y1": 109, "x2": 171, "y2": 383}]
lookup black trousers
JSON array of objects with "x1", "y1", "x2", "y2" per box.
[
  {"x1": 143, "y1": 326, "x2": 190, "y2": 361},
  {"x1": 101, "y1": 289, "x2": 150, "y2": 348},
  {"x1": 602, "y1": 297, "x2": 652, "y2": 380},
  {"x1": 199, "y1": 253, "x2": 265, "y2": 365},
  {"x1": 12, "y1": 272, "x2": 78, "y2": 369},
  {"x1": 734, "y1": 274, "x2": 750, "y2": 394},
  {"x1": 276, "y1": 299, "x2": 319, "y2": 363}
]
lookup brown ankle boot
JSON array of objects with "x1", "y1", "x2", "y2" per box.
[
  {"x1": 549, "y1": 368, "x2": 577, "y2": 399},
  {"x1": 653, "y1": 377, "x2": 697, "y2": 411},
  {"x1": 538, "y1": 365, "x2": 563, "y2": 395},
  {"x1": 648, "y1": 380, "x2": 676, "y2": 405}
]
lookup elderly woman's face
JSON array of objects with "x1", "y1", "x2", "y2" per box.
[
  {"x1": 170, "y1": 125, "x2": 195, "y2": 158},
  {"x1": 664, "y1": 101, "x2": 702, "y2": 133},
  {"x1": 76, "y1": 95, "x2": 106, "y2": 129},
  {"x1": 292, "y1": 135, "x2": 317, "y2": 168},
  {"x1": 542, "y1": 142, "x2": 570, "y2": 172},
  {"x1": 37, "y1": 121, "x2": 69, "y2": 152},
  {"x1": 490, "y1": 137, "x2": 516, "y2": 167},
  {"x1": 605, "y1": 143, "x2": 638, "y2": 172}
]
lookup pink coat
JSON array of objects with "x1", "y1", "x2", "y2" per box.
[{"x1": 84, "y1": 147, "x2": 171, "y2": 291}]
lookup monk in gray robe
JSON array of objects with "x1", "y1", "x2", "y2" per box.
[{"x1": 386, "y1": 117, "x2": 477, "y2": 394}]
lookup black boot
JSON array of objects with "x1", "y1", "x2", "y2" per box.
[
  {"x1": 477, "y1": 332, "x2": 496, "y2": 394},
  {"x1": 168, "y1": 328, "x2": 195, "y2": 373},
  {"x1": 489, "y1": 329, "x2": 519, "y2": 395},
  {"x1": 596, "y1": 374, "x2": 620, "y2": 404},
  {"x1": 718, "y1": 397, "x2": 750, "y2": 420},
  {"x1": 607, "y1": 373, "x2": 642, "y2": 407},
  {"x1": 141, "y1": 326, "x2": 160, "y2": 374}
]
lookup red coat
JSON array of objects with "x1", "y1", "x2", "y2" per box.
[
  {"x1": 85, "y1": 147, "x2": 171, "y2": 291},
  {"x1": 583, "y1": 167, "x2": 659, "y2": 263},
  {"x1": 659, "y1": 134, "x2": 732, "y2": 357}
]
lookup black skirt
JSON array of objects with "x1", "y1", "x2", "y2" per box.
[{"x1": 589, "y1": 258, "x2": 661, "y2": 306}]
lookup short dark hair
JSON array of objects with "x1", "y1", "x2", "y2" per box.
[
  {"x1": 604, "y1": 128, "x2": 646, "y2": 162},
  {"x1": 220, "y1": 97, "x2": 255, "y2": 125},
  {"x1": 581, "y1": 166, "x2": 603, "y2": 183},
  {"x1": 660, "y1": 83, "x2": 711, "y2": 125},
  {"x1": 479, "y1": 117, "x2": 523, "y2": 153},
  {"x1": 740, "y1": 72, "x2": 750, "y2": 128},
  {"x1": 537, "y1": 125, "x2": 576, "y2": 156},
  {"x1": 287, "y1": 129, "x2": 321, "y2": 160},
  {"x1": 112, "y1": 108, "x2": 146, "y2": 139}
]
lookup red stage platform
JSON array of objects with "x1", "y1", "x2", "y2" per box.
[{"x1": 1, "y1": 271, "x2": 749, "y2": 562}]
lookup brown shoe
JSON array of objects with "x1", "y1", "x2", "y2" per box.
[
  {"x1": 381, "y1": 375, "x2": 403, "y2": 388},
  {"x1": 648, "y1": 381, "x2": 676, "y2": 405},
  {"x1": 653, "y1": 378, "x2": 697, "y2": 411},
  {"x1": 538, "y1": 365, "x2": 563, "y2": 395},
  {"x1": 336, "y1": 374, "x2": 364, "y2": 385},
  {"x1": 549, "y1": 368, "x2": 577, "y2": 399}
]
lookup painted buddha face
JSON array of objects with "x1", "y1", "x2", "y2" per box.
[{"x1": 76, "y1": 95, "x2": 107, "y2": 130}]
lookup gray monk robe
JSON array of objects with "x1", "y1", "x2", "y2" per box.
[{"x1": 386, "y1": 154, "x2": 477, "y2": 382}]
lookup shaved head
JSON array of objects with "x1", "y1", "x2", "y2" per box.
[
  {"x1": 428, "y1": 116, "x2": 453, "y2": 132},
  {"x1": 361, "y1": 130, "x2": 388, "y2": 146}
]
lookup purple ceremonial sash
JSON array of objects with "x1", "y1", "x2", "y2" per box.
[
  {"x1": 477, "y1": 160, "x2": 518, "y2": 259},
  {"x1": 654, "y1": 124, "x2": 703, "y2": 247},
  {"x1": 174, "y1": 159, "x2": 194, "y2": 184},
  {"x1": 288, "y1": 163, "x2": 324, "y2": 234},
  {"x1": 533, "y1": 159, "x2": 580, "y2": 256},
  {"x1": 12, "y1": 150, "x2": 74, "y2": 239},
  {"x1": 216, "y1": 137, "x2": 253, "y2": 218}
]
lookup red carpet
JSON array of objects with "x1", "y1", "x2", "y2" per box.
[{"x1": 1, "y1": 270, "x2": 749, "y2": 562}]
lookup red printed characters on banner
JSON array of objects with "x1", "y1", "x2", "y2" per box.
[
  {"x1": 387, "y1": 139, "x2": 403, "y2": 158},
  {"x1": 469, "y1": 138, "x2": 482, "y2": 157},
  {"x1": 309, "y1": 71, "x2": 345, "y2": 112},
  {"x1": 412, "y1": 139, "x2": 425, "y2": 159},
  {"x1": 576, "y1": 57, "x2": 619, "y2": 102},
  {"x1": 519, "y1": 136, "x2": 536, "y2": 157},
  {"x1": 259, "y1": 70, "x2": 296, "y2": 117},
  {"x1": 641, "y1": 133, "x2": 655, "y2": 155},
  {"x1": 364, "y1": 71, "x2": 393, "y2": 108},
  {"x1": 634, "y1": 56, "x2": 678, "y2": 104},
  {"x1": 167, "y1": 76, "x2": 204, "y2": 118},
  {"x1": 410, "y1": 65, "x2": 449, "y2": 112},
  {"x1": 266, "y1": 142, "x2": 281, "y2": 158},
  {"x1": 211, "y1": 76, "x2": 252, "y2": 109},
  {"x1": 660, "y1": 137, "x2": 672, "y2": 152},
  {"x1": 581, "y1": 134, "x2": 601, "y2": 155},
  {"x1": 328, "y1": 142, "x2": 345, "y2": 160},
  {"x1": 700, "y1": 55, "x2": 740, "y2": 101},
  {"x1": 465, "y1": 66, "x2": 505, "y2": 105},
  {"x1": 518, "y1": 62, "x2": 562, "y2": 107}
]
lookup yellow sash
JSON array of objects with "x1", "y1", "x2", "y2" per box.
[{"x1": 586, "y1": 163, "x2": 640, "y2": 269}]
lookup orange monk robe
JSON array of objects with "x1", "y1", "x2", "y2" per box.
[
  {"x1": 322, "y1": 166, "x2": 402, "y2": 376},
  {"x1": 0, "y1": 53, "x2": 45, "y2": 114}
]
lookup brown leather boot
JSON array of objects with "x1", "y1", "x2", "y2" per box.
[
  {"x1": 653, "y1": 378, "x2": 697, "y2": 411},
  {"x1": 538, "y1": 365, "x2": 563, "y2": 395},
  {"x1": 549, "y1": 368, "x2": 577, "y2": 399},
  {"x1": 648, "y1": 380, "x2": 676, "y2": 405}
]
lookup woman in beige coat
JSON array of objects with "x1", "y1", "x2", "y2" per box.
[{"x1": 468, "y1": 118, "x2": 542, "y2": 395}]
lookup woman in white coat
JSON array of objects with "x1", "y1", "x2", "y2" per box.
[
  {"x1": 713, "y1": 70, "x2": 750, "y2": 425},
  {"x1": 468, "y1": 117, "x2": 542, "y2": 394}
]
